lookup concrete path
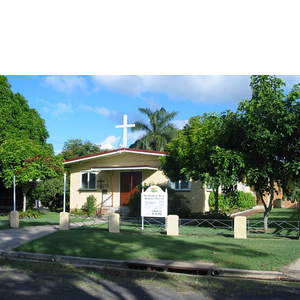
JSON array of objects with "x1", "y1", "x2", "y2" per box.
[
  {"x1": 231, "y1": 206, "x2": 265, "y2": 218},
  {"x1": 0, "y1": 225, "x2": 59, "y2": 250}
]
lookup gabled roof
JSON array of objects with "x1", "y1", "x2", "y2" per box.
[
  {"x1": 63, "y1": 148, "x2": 167, "y2": 165},
  {"x1": 90, "y1": 165, "x2": 159, "y2": 171}
]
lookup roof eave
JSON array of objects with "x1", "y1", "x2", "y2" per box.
[{"x1": 63, "y1": 148, "x2": 167, "y2": 165}]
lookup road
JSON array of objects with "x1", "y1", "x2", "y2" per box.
[{"x1": 1, "y1": 262, "x2": 300, "y2": 300}]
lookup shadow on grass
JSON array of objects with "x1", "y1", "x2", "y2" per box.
[{"x1": 12, "y1": 226, "x2": 300, "y2": 272}]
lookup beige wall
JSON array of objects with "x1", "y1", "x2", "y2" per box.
[
  {"x1": 67, "y1": 152, "x2": 209, "y2": 213},
  {"x1": 68, "y1": 152, "x2": 170, "y2": 211},
  {"x1": 175, "y1": 181, "x2": 209, "y2": 213},
  {"x1": 69, "y1": 169, "x2": 171, "y2": 211}
]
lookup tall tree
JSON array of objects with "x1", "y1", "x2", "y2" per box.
[
  {"x1": 0, "y1": 76, "x2": 49, "y2": 144},
  {"x1": 0, "y1": 76, "x2": 63, "y2": 211},
  {"x1": 236, "y1": 75, "x2": 300, "y2": 230},
  {"x1": 61, "y1": 139, "x2": 103, "y2": 160},
  {"x1": 31, "y1": 176, "x2": 68, "y2": 210},
  {"x1": 130, "y1": 107, "x2": 178, "y2": 151},
  {"x1": 160, "y1": 112, "x2": 245, "y2": 214},
  {"x1": 0, "y1": 136, "x2": 64, "y2": 211}
]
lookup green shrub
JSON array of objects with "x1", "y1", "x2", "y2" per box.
[
  {"x1": 70, "y1": 207, "x2": 87, "y2": 216},
  {"x1": 235, "y1": 191, "x2": 255, "y2": 209},
  {"x1": 209, "y1": 190, "x2": 255, "y2": 212},
  {"x1": 18, "y1": 209, "x2": 42, "y2": 219},
  {"x1": 128, "y1": 187, "x2": 142, "y2": 217},
  {"x1": 208, "y1": 192, "x2": 229, "y2": 211},
  {"x1": 82, "y1": 195, "x2": 97, "y2": 216}
]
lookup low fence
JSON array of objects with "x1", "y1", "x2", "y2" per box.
[
  {"x1": 179, "y1": 219, "x2": 234, "y2": 236},
  {"x1": 120, "y1": 217, "x2": 166, "y2": 233},
  {"x1": 67, "y1": 214, "x2": 299, "y2": 238},
  {"x1": 0, "y1": 212, "x2": 9, "y2": 224},
  {"x1": 247, "y1": 220, "x2": 300, "y2": 238},
  {"x1": 69, "y1": 215, "x2": 108, "y2": 229}
]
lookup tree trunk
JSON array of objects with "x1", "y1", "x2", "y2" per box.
[
  {"x1": 23, "y1": 192, "x2": 26, "y2": 212},
  {"x1": 263, "y1": 207, "x2": 270, "y2": 231},
  {"x1": 263, "y1": 176, "x2": 275, "y2": 231},
  {"x1": 22, "y1": 185, "x2": 29, "y2": 212}
]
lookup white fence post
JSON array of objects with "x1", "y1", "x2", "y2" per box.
[{"x1": 234, "y1": 216, "x2": 247, "y2": 239}]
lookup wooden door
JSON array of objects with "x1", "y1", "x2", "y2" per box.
[{"x1": 120, "y1": 172, "x2": 142, "y2": 206}]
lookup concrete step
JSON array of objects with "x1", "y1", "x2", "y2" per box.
[
  {"x1": 118, "y1": 206, "x2": 130, "y2": 218},
  {"x1": 99, "y1": 206, "x2": 130, "y2": 219}
]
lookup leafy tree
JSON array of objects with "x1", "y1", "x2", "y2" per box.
[
  {"x1": 130, "y1": 107, "x2": 178, "y2": 151},
  {"x1": 0, "y1": 136, "x2": 64, "y2": 211},
  {"x1": 31, "y1": 176, "x2": 68, "y2": 210},
  {"x1": 61, "y1": 139, "x2": 102, "y2": 160},
  {"x1": 0, "y1": 76, "x2": 64, "y2": 212},
  {"x1": 160, "y1": 112, "x2": 245, "y2": 215},
  {"x1": 236, "y1": 75, "x2": 300, "y2": 230},
  {"x1": 0, "y1": 76, "x2": 49, "y2": 144}
]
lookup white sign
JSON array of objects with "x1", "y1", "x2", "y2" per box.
[{"x1": 141, "y1": 185, "x2": 168, "y2": 217}]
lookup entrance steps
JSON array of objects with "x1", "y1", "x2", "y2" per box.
[{"x1": 100, "y1": 206, "x2": 130, "y2": 219}]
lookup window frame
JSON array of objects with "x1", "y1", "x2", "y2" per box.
[
  {"x1": 169, "y1": 179, "x2": 191, "y2": 191},
  {"x1": 80, "y1": 171, "x2": 97, "y2": 190}
]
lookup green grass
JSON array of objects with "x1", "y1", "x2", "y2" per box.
[
  {"x1": 0, "y1": 211, "x2": 60, "y2": 229},
  {"x1": 247, "y1": 208, "x2": 300, "y2": 221},
  {"x1": 13, "y1": 227, "x2": 300, "y2": 272},
  {"x1": 245, "y1": 208, "x2": 300, "y2": 238}
]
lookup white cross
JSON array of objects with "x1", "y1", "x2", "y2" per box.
[{"x1": 116, "y1": 115, "x2": 135, "y2": 148}]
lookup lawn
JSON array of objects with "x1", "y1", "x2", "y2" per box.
[
  {"x1": 245, "y1": 208, "x2": 300, "y2": 238},
  {"x1": 0, "y1": 211, "x2": 60, "y2": 229},
  {"x1": 12, "y1": 226, "x2": 300, "y2": 272},
  {"x1": 2, "y1": 208, "x2": 300, "y2": 272},
  {"x1": 247, "y1": 208, "x2": 300, "y2": 220}
]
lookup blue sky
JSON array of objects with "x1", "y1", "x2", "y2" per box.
[{"x1": 5, "y1": 75, "x2": 300, "y2": 154}]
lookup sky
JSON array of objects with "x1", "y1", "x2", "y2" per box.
[{"x1": 5, "y1": 75, "x2": 300, "y2": 154}]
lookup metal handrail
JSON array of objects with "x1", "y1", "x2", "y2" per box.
[{"x1": 96, "y1": 194, "x2": 113, "y2": 217}]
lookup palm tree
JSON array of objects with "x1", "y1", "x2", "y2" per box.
[{"x1": 130, "y1": 107, "x2": 178, "y2": 151}]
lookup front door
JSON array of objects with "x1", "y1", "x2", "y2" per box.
[{"x1": 120, "y1": 172, "x2": 142, "y2": 206}]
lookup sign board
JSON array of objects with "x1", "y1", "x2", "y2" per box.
[{"x1": 141, "y1": 185, "x2": 168, "y2": 217}]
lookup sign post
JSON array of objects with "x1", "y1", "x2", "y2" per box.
[
  {"x1": 63, "y1": 172, "x2": 66, "y2": 213},
  {"x1": 141, "y1": 185, "x2": 168, "y2": 230},
  {"x1": 13, "y1": 175, "x2": 16, "y2": 211}
]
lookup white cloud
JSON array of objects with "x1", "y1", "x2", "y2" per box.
[
  {"x1": 90, "y1": 75, "x2": 253, "y2": 105},
  {"x1": 91, "y1": 75, "x2": 144, "y2": 97},
  {"x1": 54, "y1": 102, "x2": 73, "y2": 116},
  {"x1": 277, "y1": 75, "x2": 300, "y2": 89},
  {"x1": 43, "y1": 75, "x2": 88, "y2": 94},
  {"x1": 173, "y1": 119, "x2": 188, "y2": 130},
  {"x1": 100, "y1": 135, "x2": 120, "y2": 150},
  {"x1": 80, "y1": 105, "x2": 117, "y2": 117},
  {"x1": 38, "y1": 98, "x2": 73, "y2": 116},
  {"x1": 127, "y1": 130, "x2": 143, "y2": 142}
]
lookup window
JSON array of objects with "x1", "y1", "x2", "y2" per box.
[
  {"x1": 80, "y1": 171, "x2": 97, "y2": 190},
  {"x1": 206, "y1": 185, "x2": 213, "y2": 192},
  {"x1": 169, "y1": 180, "x2": 191, "y2": 191},
  {"x1": 242, "y1": 182, "x2": 247, "y2": 192}
]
